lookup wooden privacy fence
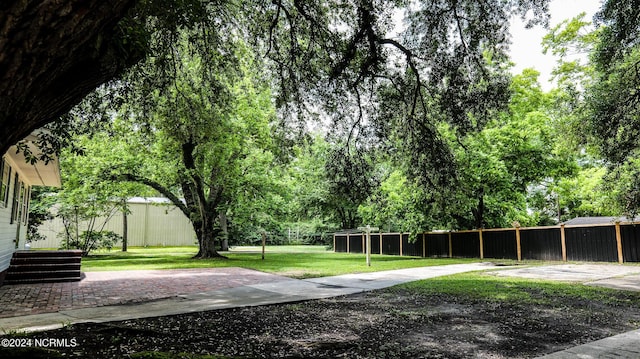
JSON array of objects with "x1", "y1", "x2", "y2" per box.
[{"x1": 333, "y1": 222, "x2": 640, "y2": 263}]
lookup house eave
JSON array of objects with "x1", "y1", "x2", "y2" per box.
[{"x1": 4, "y1": 132, "x2": 61, "y2": 188}]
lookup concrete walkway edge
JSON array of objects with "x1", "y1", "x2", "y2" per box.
[
  {"x1": 535, "y1": 328, "x2": 640, "y2": 358},
  {"x1": 0, "y1": 263, "x2": 492, "y2": 333}
]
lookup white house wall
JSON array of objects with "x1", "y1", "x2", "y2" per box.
[
  {"x1": 0, "y1": 189, "x2": 16, "y2": 272},
  {"x1": 32, "y1": 200, "x2": 198, "y2": 249},
  {"x1": 0, "y1": 133, "x2": 61, "y2": 282},
  {"x1": 0, "y1": 157, "x2": 30, "y2": 273}
]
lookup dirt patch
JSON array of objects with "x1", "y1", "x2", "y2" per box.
[
  {"x1": 3, "y1": 287, "x2": 640, "y2": 358},
  {"x1": 273, "y1": 270, "x2": 322, "y2": 278}
]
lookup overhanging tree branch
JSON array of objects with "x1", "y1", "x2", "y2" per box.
[{"x1": 110, "y1": 173, "x2": 190, "y2": 218}]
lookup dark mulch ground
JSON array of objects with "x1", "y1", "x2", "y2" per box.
[{"x1": 3, "y1": 286, "x2": 640, "y2": 359}]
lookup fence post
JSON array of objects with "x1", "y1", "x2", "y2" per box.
[
  {"x1": 448, "y1": 231, "x2": 453, "y2": 258},
  {"x1": 422, "y1": 232, "x2": 426, "y2": 258},
  {"x1": 362, "y1": 234, "x2": 366, "y2": 254},
  {"x1": 479, "y1": 229, "x2": 484, "y2": 259},
  {"x1": 399, "y1": 233, "x2": 403, "y2": 256},
  {"x1": 379, "y1": 232, "x2": 383, "y2": 254},
  {"x1": 515, "y1": 225, "x2": 522, "y2": 262},
  {"x1": 560, "y1": 224, "x2": 567, "y2": 262},
  {"x1": 333, "y1": 233, "x2": 336, "y2": 253},
  {"x1": 615, "y1": 221, "x2": 624, "y2": 264},
  {"x1": 358, "y1": 225, "x2": 378, "y2": 267},
  {"x1": 347, "y1": 233, "x2": 350, "y2": 254}
]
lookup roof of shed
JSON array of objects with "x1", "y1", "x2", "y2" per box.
[
  {"x1": 128, "y1": 197, "x2": 186, "y2": 205},
  {"x1": 562, "y1": 216, "x2": 640, "y2": 226}
]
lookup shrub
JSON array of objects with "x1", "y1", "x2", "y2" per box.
[{"x1": 60, "y1": 230, "x2": 122, "y2": 256}]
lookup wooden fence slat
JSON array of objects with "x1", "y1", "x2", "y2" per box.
[
  {"x1": 515, "y1": 226, "x2": 521, "y2": 262},
  {"x1": 479, "y1": 229, "x2": 484, "y2": 259},
  {"x1": 615, "y1": 221, "x2": 624, "y2": 264},
  {"x1": 346, "y1": 233, "x2": 350, "y2": 254},
  {"x1": 560, "y1": 224, "x2": 567, "y2": 262}
]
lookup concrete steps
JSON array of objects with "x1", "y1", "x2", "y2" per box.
[{"x1": 4, "y1": 250, "x2": 82, "y2": 284}]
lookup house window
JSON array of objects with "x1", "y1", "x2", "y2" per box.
[
  {"x1": 21, "y1": 186, "x2": 30, "y2": 224},
  {"x1": 10, "y1": 175, "x2": 22, "y2": 224},
  {"x1": 0, "y1": 159, "x2": 10, "y2": 207}
]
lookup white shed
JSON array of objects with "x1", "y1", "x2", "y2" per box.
[{"x1": 32, "y1": 197, "x2": 198, "y2": 249}]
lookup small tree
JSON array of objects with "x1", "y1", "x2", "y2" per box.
[
  {"x1": 55, "y1": 198, "x2": 122, "y2": 256},
  {"x1": 53, "y1": 137, "x2": 148, "y2": 255},
  {"x1": 26, "y1": 186, "x2": 57, "y2": 243},
  {"x1": 60, "y1": 229, "x2": 122, "y2": 256}
]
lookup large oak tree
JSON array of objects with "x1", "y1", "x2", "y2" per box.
[{"x1": 3, "y1": 0, "x2": 551, "y2": 156}]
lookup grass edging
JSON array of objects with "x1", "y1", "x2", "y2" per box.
[
  {"x1": 79, "y1": 246, "x2": 483, "y2": 278},
  {"x1": 395, "y1": 272, "x2": 640, "y2": 306}
]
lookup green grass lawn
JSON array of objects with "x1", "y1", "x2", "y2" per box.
[
  {"x1": 228, "y1": 245, "x2": 330, "y2": 253},
  {"x1": 398, "y1": 272, "x2": 640, "y2": 306},
  {"x1": 79, "y1": 246, "x2": 482, "y2": 278}
]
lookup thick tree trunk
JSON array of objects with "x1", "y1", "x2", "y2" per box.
[
  {"x1": 0, "y1": 0, "x2": 141, "y2": 156},
  {"x1": 192, "y1": 213, "x2": 226, "y2": 259},
  {"x1": 115, "y1": 173, "x2": 225, "y2": 259},
  {"x1": 193, "y1": 229, "x2": 226, "y2": 259},
  {"x1": 178, "y1": 140, "x2": 227, "y2": 259},
  {"x1": 199, "y1": 227, "x2": 223, "y2": 258},
  {"x1": 219, "y1": 211, "x2": 229, "y2": 251}
]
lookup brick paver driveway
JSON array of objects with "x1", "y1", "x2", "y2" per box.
[{"x1": 0, "y1": 268, "x2": 290, "y2": 318}]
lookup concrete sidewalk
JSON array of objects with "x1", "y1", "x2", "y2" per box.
[
  {"x1": 536, "y1": 329, "x2": 640, "y2": 358},
  {"x1": 494, "y1": 263, "x2": 640, "y2": 358},
  {"x1": 3, "y1": 262, "x2": 640, "y2": 358},
  {"x1": 0, "y1": 263, "x2": 492, "y2": 333},
  {"x1": 492, "y1": 263, "x2": 640, "y2": 290}
]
